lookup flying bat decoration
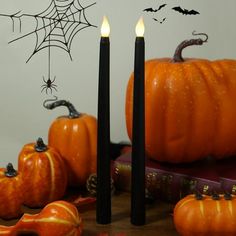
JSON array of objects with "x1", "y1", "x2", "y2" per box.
[
  {"x1": 172, "y1": 6, "x2": 200, "y2": 15},
  {"x1": 143, "y1": 4, "x2": 167, "y2": 12},
  {"x1": 153, "y1": 17, "x2": 166, "y2": 24}
]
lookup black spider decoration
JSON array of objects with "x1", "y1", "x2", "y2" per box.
[
  {"x1": 0, "y1": 0, "x2": 97, "y2": 94},
  {"x1": 41, "y1": 76, "x2": 57, "y2": 94}
]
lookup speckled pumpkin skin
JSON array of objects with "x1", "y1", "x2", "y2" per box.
[
  {"x1": 174, "y1": 194, "x2": 236, "y2": 236},
  {"x1": 18, "y1": 142, "x2": 67, "y2": 208},
  {"x1": 0, "y1": 167, "x2": 24, "y2": 220},
  {"x1": 0, "y1": 200, "x2": 83, "y2": 236},
  {"x1": 48, "y1": 114, "x2": 97, "y2": 187},
  {"x1": 126, "y1": 58, "x2": 236, "y2": 163}
]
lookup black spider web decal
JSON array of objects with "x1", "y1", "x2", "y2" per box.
[
  {"x1": 3, "y1": 0, "x2": 97, "y2": 62},
  {"x1": 0, "y1": 0, "x2": 96, "y2": 94}
]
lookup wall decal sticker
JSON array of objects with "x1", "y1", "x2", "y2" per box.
[
  {"x1": 152, "y1": 17, "x2": 166, "y2": 24},
  {"x1": 0, "y1": 11, "x2": 22, "y2": 32},
  {"x1": 143, "y1": 4, "x2": 167, "y2": 13},
  {"x1": 143, "y1": 3, "x2": 200, "y2": 24},
  {"x1": 41, "y1": 76, "x2": 57, "y2": 94},
  {"x1": 172, "y1": 6, "x2": 200, "y2": 15},
  {"x1": 0, "y1": 0, "x2": 97, "y2": 94}
]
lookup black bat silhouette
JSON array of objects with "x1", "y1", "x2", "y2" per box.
[
  {"x1": 153, "y1": 17, "x2": 166, "y2": 24},
  {"x1": 172, "y1": 6, "x2": 200, "y2": 15},
  {"x1": 143, "y1": 4, "x2": 167, "y2": 12}
]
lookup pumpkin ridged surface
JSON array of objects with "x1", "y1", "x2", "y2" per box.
[
  {"x1": 18, "y1": 143, "x2": 67, "y2": 208},
  {"x1": 18, "y1": 201, "x2": 82, "y2": 235},
  {"x1": 0, "y1": 201, "x2": 82, "y2": 236},
  {"x1": 174, "y1": 194, "x2": 236, "y2": 236},
  {"x1": 126, "y1": 58, "x2": 236, "y2": 162},
  {"x1": 48, "y1": 114, "x2": 97, "y2": 186},
  {"x1": 0, "y1": 168, "x2": 24, "y2": 219}
]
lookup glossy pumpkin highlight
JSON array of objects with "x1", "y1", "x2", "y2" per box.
[
  {"x1": 173, "y1": 193, "x2": 236, "y2": 236},
  {"x1": 0, "y1": 200, "x2": 82, "y2": 236},
  {"x1": 0, "y1": 163, "x2": 24, "y2": 220},
  {"x1": 44, "y1": 99, "x2": 97, "y2": 187},
  {"x1": 18, "y1": 138, "x2": 67, "y2": 208},
  {"x1": 126, "y1": 33, "x2": 236, "y2": 163}
]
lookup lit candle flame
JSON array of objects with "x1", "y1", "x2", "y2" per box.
[
  {"x1": 135, "y1": 17, "x2": 145, "y2": 37},
  {"x1": 101, "y1": 16, "x2": 110, "y2": 37}
]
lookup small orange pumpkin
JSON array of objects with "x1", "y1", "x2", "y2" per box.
[
  {"x1": 0, "y1": 200, "x2": 82, "y2": 236},
  {"x1": 0, "y1": 163, "x2": 24, "y2": 220},
  {"x1": 174, "y1": 193, "x2": 236, "y2": 236},
  {"x1": 44, "y1": 99, "x2": 97, "y2": 187},
  {"x1": 18, "y1": 138, "x2": 67, "y2": 208},
  {"x1": 126, "y1": 32, "x2": 236, "y2": 163}
]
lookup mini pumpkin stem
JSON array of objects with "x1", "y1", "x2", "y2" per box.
[
  {"x1": 212, "y1": 192, "x2": 220, "y2": 200},
  {"x1": 224, "y1": 192, "x2": 232, "y2": 200},
  {"x1": 194, "y1": 191, "x2": 203, "y2": 200},
  {"x1": 35, "y1": 137, "x2": 48, "y2": 152},
  {"x1": 5, "y1": 163, "x2": 17, "y2": 177},
  {"x1": 172, "y1": 31, "x2": 208, "y2": 63},
  {"x1": 43, "y1": 97, "x2": 81, "y2": 119}
]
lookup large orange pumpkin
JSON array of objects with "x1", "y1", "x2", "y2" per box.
[
  {"x1": 18, "y1": 138, "x2": 67, "y2": 207},
  {"x1": 173, "y1": 193, "x2": 236, "y2": 236},
  {"x1": 126, "y1": 32, "x2": 236, "y2": 163},
  {"x1": 0, "y1": 163, "x2": 24, "y2": 220},
  {"x1": 44, "y1": 99, "x2": 97, "y2": 187},
  {"x1": 0, "y1": 200, "x2": 83, "y2": 236}
]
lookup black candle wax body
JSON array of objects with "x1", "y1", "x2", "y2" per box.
[
  {"x1": 131, "y1": 36, "x2": 145, "y2": 226},
  {"x1": 96, "y1": 36, "x2": 111, "y2": 224}
]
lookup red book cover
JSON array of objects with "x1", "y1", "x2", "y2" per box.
[{"x1": 112, "y1": 151, "x2": 236, "y2": 202}]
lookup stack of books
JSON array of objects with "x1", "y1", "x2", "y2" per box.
[{"x1": 112, "y1": 151, "x2": 236, "y2": 202}]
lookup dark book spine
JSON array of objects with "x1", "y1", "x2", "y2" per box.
[
  {"x1": 219, "y1": 177, "x2": 236, "y2": 194},
  {"x1": 113, "y1": 161, "x2": 222, "y2": 203}
]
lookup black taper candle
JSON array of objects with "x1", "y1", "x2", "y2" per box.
[
  {"x1": 96, "y1": 16, "x2": 111, "y2": 224},
  {"x1": 131, "y1": 18, "x2": 145, "y2": 226}
]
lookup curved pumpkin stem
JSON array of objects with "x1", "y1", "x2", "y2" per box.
[
  {"x1": 4, "y1": 163, "x2": 17, "y2": 177},
  {"x1": 172, "y1": 31, "x2": 208, "y2": 63},
  {"x1": 43, "y1": 97, "x2": 81, "y2": 119}
]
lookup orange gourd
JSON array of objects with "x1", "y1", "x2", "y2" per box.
[
  {"x1": 0, "y1": 163, "x2": 24, "y2": 220},
  {"x1": 0, "y1": 200, "x2": 82, "y2": 236},
  {"x1": 44, "y1": 99, "x2": 97, "y2": 187},
  {"x1": 173, "y1": 193, "x2": 236, "y2": 236},
  {"x1": 18, "y1": 138, "x2": 67, "y2": 208},
  {"x1": 126, "y1": 32, "x2": 236, "y2": 163}
]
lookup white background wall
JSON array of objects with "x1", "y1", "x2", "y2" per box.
[{"x1": 0, "y1": 0, "x2": 235, "y2": 166}]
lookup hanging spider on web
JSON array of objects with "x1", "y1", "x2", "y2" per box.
[
  {"x1": 41, "y1": 76, "x2": 57, "y2": 94},
  {"x1": 0, "y1": 0, "x2": 97, "y2": 95}
]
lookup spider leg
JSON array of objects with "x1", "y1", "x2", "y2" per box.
[
  {"x1": 49, "y1": 87, "x2": 53, "y2": 94},
  {"x1": 51, "y1": 76, "x2": 56, "y2": 83},
  {"x1": 51, "y1": 85, "x2": 58, "y2": 91},
  {"x1": 43, "y1": 76, "x2": 47, "y2": 83},
  {"x1": 41, "y1": 86, "x2": 46, "y2": 93},
  {"x1": 52, "y1": 87, "x2": 57, "y2": 92}
]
